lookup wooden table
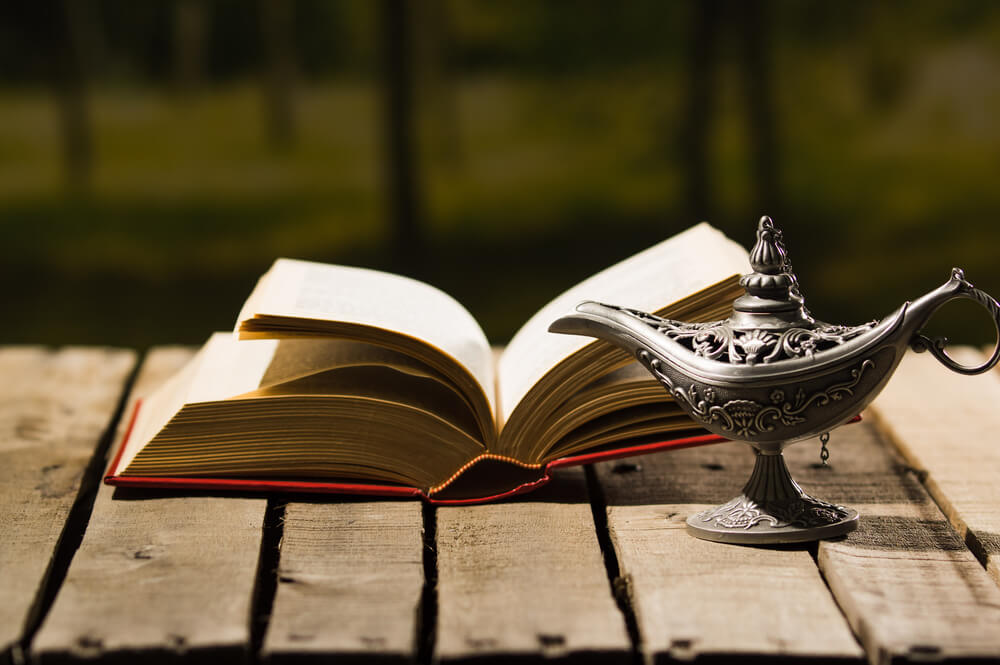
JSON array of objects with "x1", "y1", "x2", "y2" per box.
[{"x1": 4, "y1": 345, "x2": 1000, "y2": 665}]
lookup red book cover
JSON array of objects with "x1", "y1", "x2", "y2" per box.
[{"x1": 104, "y1": 400, "x2": 729, "y2": 505}]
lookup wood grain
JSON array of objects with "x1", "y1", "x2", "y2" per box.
[
  {"x1": 869, "y1": 347, "x2": 1000, "y2": 585},
  {"x1": 807, "y1": 418, "x2": 1000, "y2": 664},
  {"x1": 594, "y1": 441, "x2": 863, "y2": 663},
  {"x1": 261, "y1": 501, "x2": 425, "y2": 663},
  {"x1": 32, "y1": 348, "x2": 268, "y2": 664},
  {"x1": 0, "y1": 346, "x2": 136, "y2": 660},
  {"x1": 434, "y1": 467, "x2": 632, "y2": 663}
]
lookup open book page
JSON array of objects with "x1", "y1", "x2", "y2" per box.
[
  {"x1": 117, "y1": 333, "x2": 279, "y2": 472},
  {"x1": 243, "y1": 340, "x2": 483, "y2": 442},
  {"x1": 124, "y1": 393, "x2": 483, "y2": 488},
  {"x1": 236, "y1": 258, "x2": 496, "y2": 413},
  {"x1": 117, "y1": 334, "x2": 485, "y2": 489},
  {"x1": 552, "y1": 404, "x2": 696, "y2": 455},
  {"x1": 256, "y1": 338, "x2": 452, "y2": 388},
  {"x1": 497, "y1": 223, "x2": 749, "y2": 426},
  {"x1": 524, "y1": 362, "x2": 674, "y2": 460}
]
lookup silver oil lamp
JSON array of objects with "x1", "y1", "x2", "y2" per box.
[{"x1": 549, "y1": 217, "x2": 1000, "y2": 544}]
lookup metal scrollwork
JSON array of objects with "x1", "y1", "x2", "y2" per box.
[
  {"x1": 699, "y1": 494, "x2": 851, "y2": 530},
  {"x1": 637, "y1": 351, "x2": 874, "y2": 439},
  {"x1": 614, "y1": 305, "x2": 875, "y2": 365}
]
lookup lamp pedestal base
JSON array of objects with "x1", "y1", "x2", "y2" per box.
[{"x1": 686, "y1": 448, "x2": 858, "y2": 545}]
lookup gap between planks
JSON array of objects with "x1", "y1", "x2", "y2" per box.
[
  {"x1": 31, "y1": 348, "x2": 269, "y2": 664},
  {"x1": 260, "y1": 499, "x2": 427, "y2": 664},
  {"x1": 806, "y1": 418, "x2": 1000, "y2": 664},
  {"x1": 417, "y1": 501, "x2": 439, "y2": 665},
  {"x1": 250, "y1": 499, "x2": 286, "y2": 659},
  {"x1": 0, "y1": 347, "x2": 137, "y2": 665},
  {"x1": 869, "y1": 346, "x2": 1000, "y2": 586},
  {"x1": 584, "y1": 465, "x2": 643, "y2": 664},
  {"x1": 433, "y1": 466, "x2": 633, "y2": 663},
  {"x1": 593, "y1": 440, "x2": 864, "y2": 664},
  {"x1": 263, "y1": 467, "x2": 638, "y2": 665}
]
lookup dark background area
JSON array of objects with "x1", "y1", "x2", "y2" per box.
[{"x1": 2, "y1": 0, "x2": 999, "y2": 348}]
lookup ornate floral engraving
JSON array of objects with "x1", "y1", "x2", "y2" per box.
[
  {"x1": 637, "y1": 351, "x2": 874, "y2": 439},
  {"x1": 697, "y1": 494, "x2": 851, "y2": 530},
  {"x1": 699, "y1": 495, "x2": 779, "y2": 529},
  {"x1": 613, "y1": 305, "x2": 876, "y2": 365}
]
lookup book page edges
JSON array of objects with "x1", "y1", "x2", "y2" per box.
[
  {"x1": 105, "y1": 399, "x2": 729, "y2": 504},
  {"x1": 114, "y1": 335, "x2": 280, "y2": 473}
]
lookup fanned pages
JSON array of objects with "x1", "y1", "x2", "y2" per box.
[
  {"x1": 107, "y1": 223, "x2": 749, "y2": 502},
  {"x1": 236, "y1": 260, "x2": 496, "y2": 442}
]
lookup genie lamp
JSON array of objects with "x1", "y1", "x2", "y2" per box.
[{"x1": 549, "y1": 216, "x2": 1000, "y2": 544}]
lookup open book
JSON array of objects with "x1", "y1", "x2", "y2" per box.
[{"x1": 106, "y1": 223, "x2": 748, "y2": 502}]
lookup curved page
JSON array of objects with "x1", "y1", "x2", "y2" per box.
[
  {"x1": 119, "y1": 334, "x2": 487, "y2": 490},
  {"x1": 525, "y1": 363, "x2": 680, "y2": 461},
  {"x1": 251, "y1": 338, "x2": 482, "y2": 439},
  {"x1": 246, "y1": 364, "x2": 482, "y2": 442},
  {"x1": 236, "y1": 259, "x2": 495, "y2": 419},
  {"x1": 496, "y1": 223, "x2": 748, "y2": 453},
  {"x1": 118, "y1": 334, "x2": 279, "y2": 473},
  {"x1": 256, "y1": 338, "x2": 454, "y2": 388},
  {"x1": 498, "y1": 223, "x2": 746, "y2": 422}
]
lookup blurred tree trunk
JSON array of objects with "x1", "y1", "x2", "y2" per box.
[
  {"x1": 737, "y1": 0, "x2": 779, "y2": 219},
  {"x1": 53, "y1": 0, "x2": 94, "y2": 191},
  {"x1": 680, "y1": 0, "x2": 721, "y2": 223},
  {"x1": 259, "y1": 0, "x2": 297, "y2": 151},
  {"x1": 172, "y1": 0, "x2": 208, "y2": 96},
  {"x1": 379, "y1": 0, "x2": 424, "y2": 273},
  {"x1": 415, "y1": 0, "x2": 463, "y2": 167}
]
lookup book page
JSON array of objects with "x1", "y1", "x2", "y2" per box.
[
  {"x1": 245, "y1": 341, "x2": 484, "y2": 442},
  {"x1": 235, "y1": 259, "x2": 495, "y2": 411},
  {"x1": 117, "y1": 333, "x2": 279, "y2": 472},
  {"x1": 257, "y1": 338, "x2": 454, "y2": 388},
  {"x1": 497, "y1": 223, "x2": 748, "y2": 423},
  {"x1": 186, "y1": 334, "x2": 278, "y2": 403},
  {"x1": 115, "y1": 333, "x2": 488, "y2": 486},
  {"x1": 526, "y1": 363, "x2": 673, "y2": 460}
]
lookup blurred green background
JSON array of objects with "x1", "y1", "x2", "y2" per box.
[{"x1": 2, "y1": 0, "x2": 1000, "y2": 348}]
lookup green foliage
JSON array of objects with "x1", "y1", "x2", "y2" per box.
[{"x1": 2, "y1": 1, "x2": 1000, "y2": 347}]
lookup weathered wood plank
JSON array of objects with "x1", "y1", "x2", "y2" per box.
[
  {"x1": 869, "y1": 347, "x2": 1000, "y2": 585},
  {"x1": 808, "y1": 419, "x2": 1000, "y2": 664},
  {"x1": 32, "y1": 348, "x2": 269, "y2": 664},
  {"x1": 261, "y1": 500, "x2": 425, "y2": 663},
  {"x1": 0, "y1": 347, "x2": 136, "y2": 661},
  {"x1": 435, "y1": 467, "x2": 632, "y2": 663},
  {"x1": 594, "y1": 441, "x2": 864, "y2": 663}
]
